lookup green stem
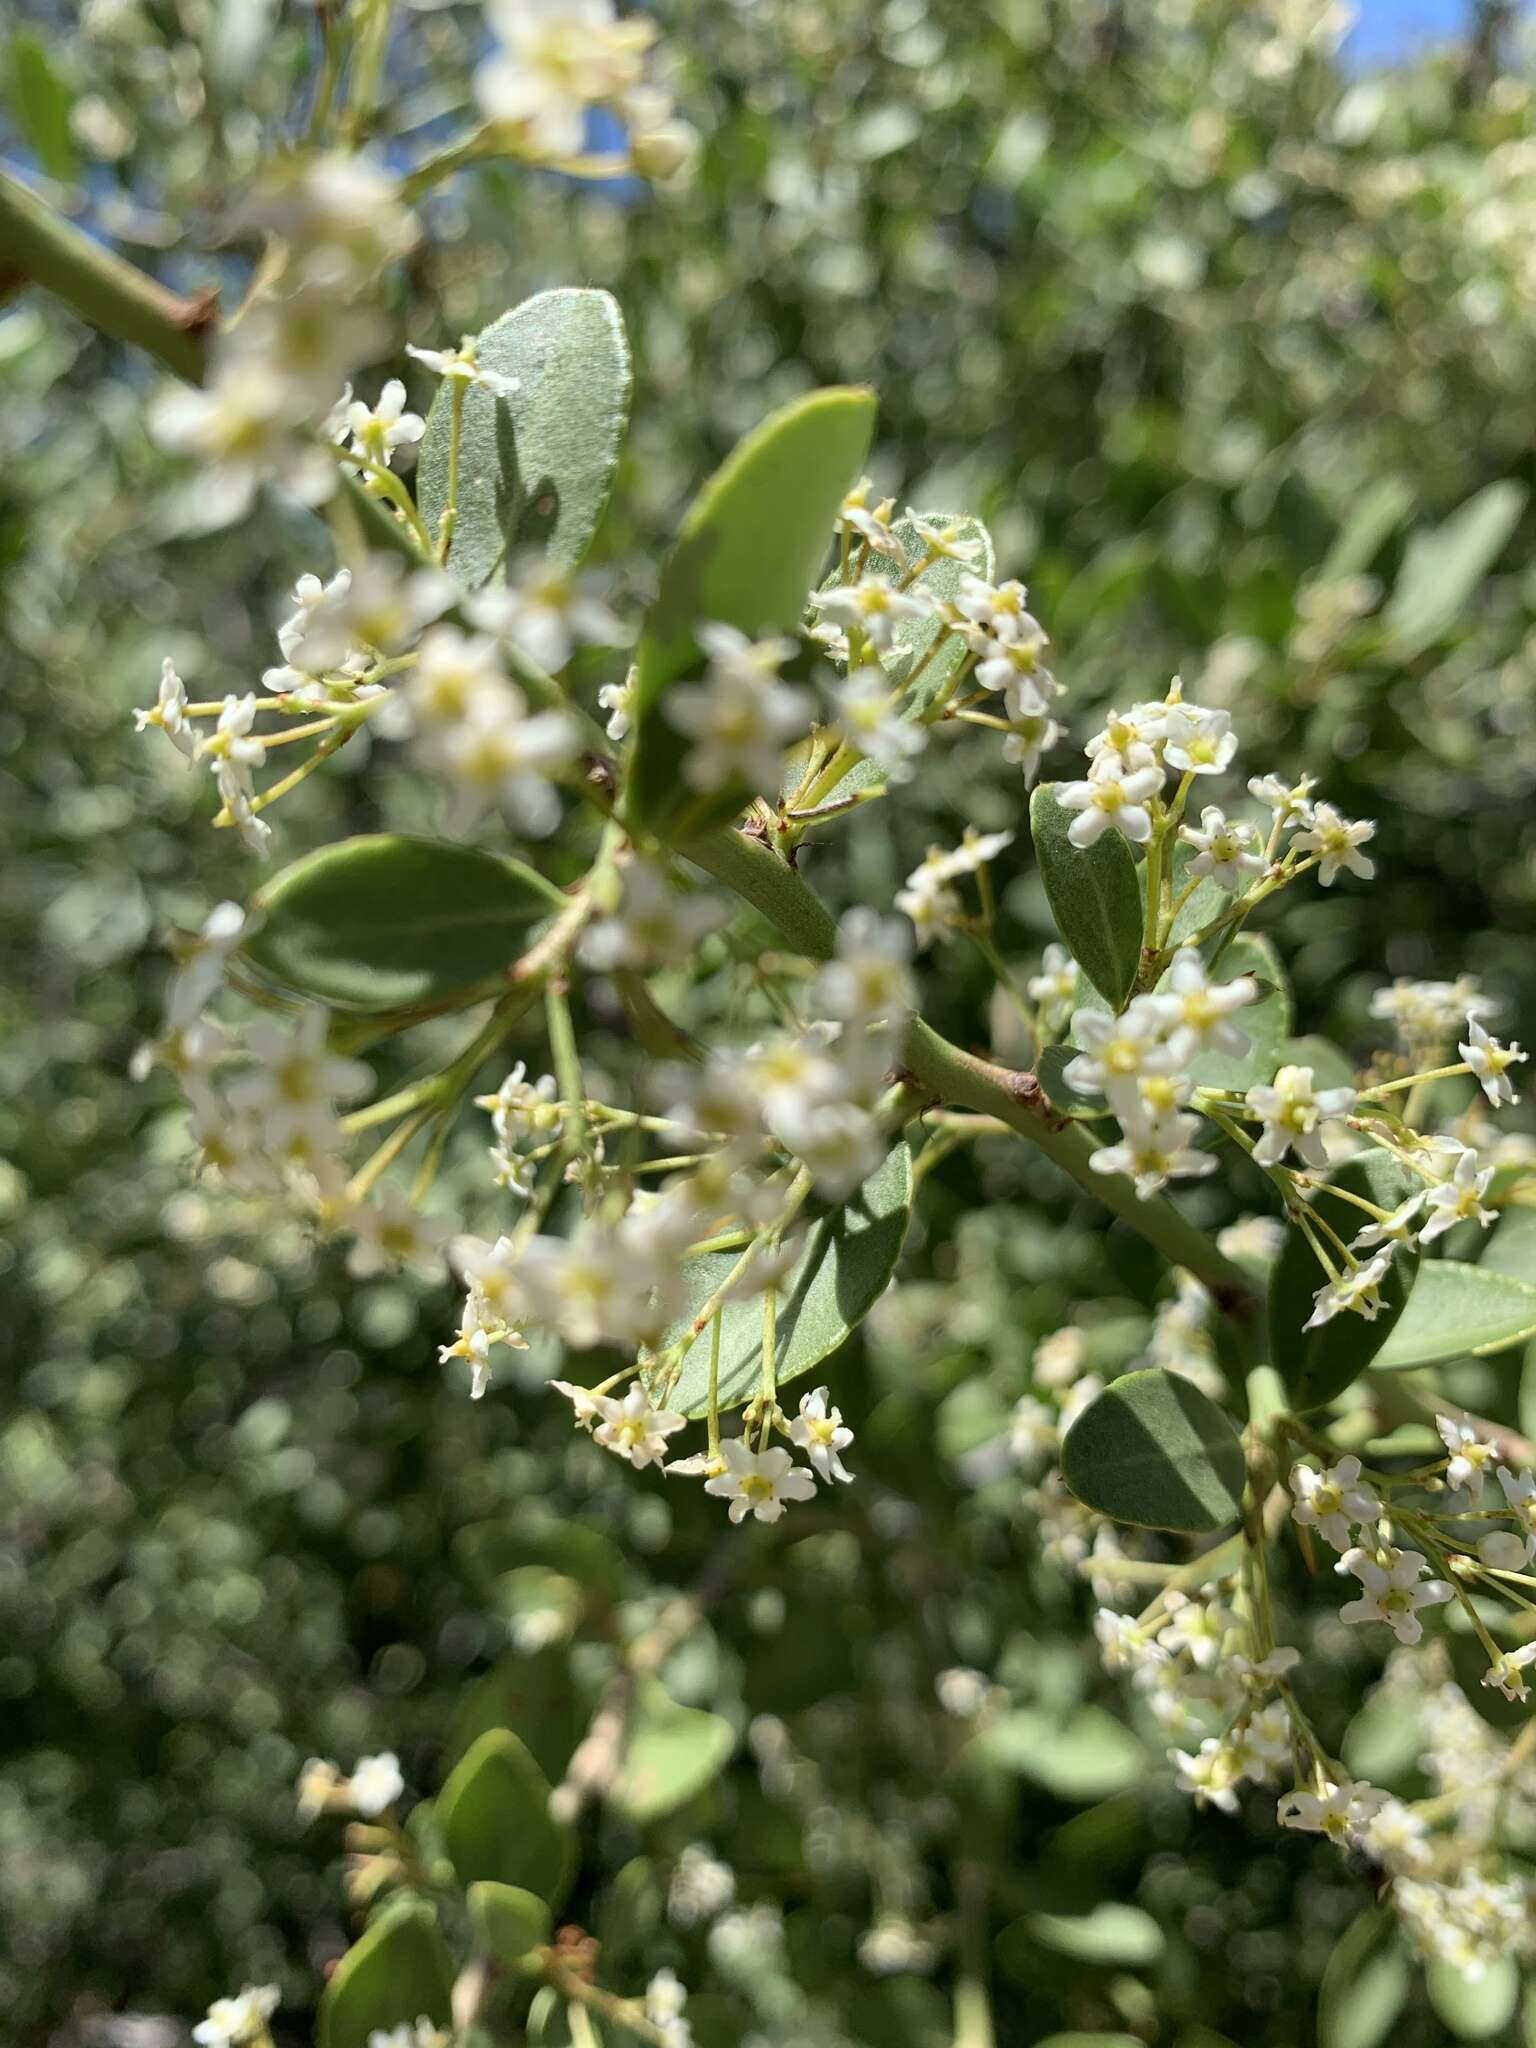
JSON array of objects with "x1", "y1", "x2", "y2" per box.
[{"x1": 0, "y1": 165, "x2": 213, "y2": 382}]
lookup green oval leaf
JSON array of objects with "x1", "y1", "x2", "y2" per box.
[
  {"x1": 1023, "y1": 1903, "x2": 1163, "y2": 1967},
  {"x1": 317, "y1": 1901, "x2": 454, "y2": 2048},
  {"x1": 1317, "y1": 1909, "x2": 1409, "y2": 2048},
  {"x1": 437, "y1": 1729, "x2": 577, "y2": 1912},
  {"x1": 965, "y1": 1706, "x2": 1146, "y2": 1801},
  {"x1": 1426, "y1": 1955, "x2": 1520, "y2": 2041},
  {"x1": 608, "y1": 1676, "x2": 735, "y2": 1824},
  {"x1": 1373, "y1": 1260, "x2": 1536, "y2": 1372},
  {"x1": 417, "y1": 288, "x2": 632, "y2": 589},
  {"x1": 1029, "y1": 783, "x2": 1143, "y2": 1012},
  {"x1": 1270, "y1": 1153, "x2": 1421, "y2": 1409},
  {"x1": 626, "y1": 385, "x2": 878, "y2": 839},
  {"x1": 1383, "y1": 481, "x2": 1527, "y2": 659},
  {"x1": 468, "y1": 1881, "x2": 552, "y2": 1967},
  {"x1": 1477, "y1": 1203, "x2": 1536, "y2": 1282},
  {"x1": 1060, "y1": 1368, "x2": 1245, "y2": 1533},
  {"x1": 245, "y1": 833, "x2": 562, "y2": 1013},
  {"x1": 644, "y1": 1140, "x2": 911, "y2": 1418}
]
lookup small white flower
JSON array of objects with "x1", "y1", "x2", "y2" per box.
[
  {"x1": 831, "y1": 667, "x2": 926, "y2": 781},
  {"x1": 548, "y1": 1379, "x2": 605, "y2": 1426},
  {"x1": 1090, "y1": 1112, "x2": 1216, "y2": 1198},
  {"x1": 1147, "y1": 946, "x2": 1256, "y2": 1064},
  {"x1": 406, "y1": 336, "x2": 520, "y2": 398},
  {"x1": 818, "y1": 573, "x2": 932, "y2": 653},
  {"x1": 1056, "y1": 761, "x2": 1164, "y2": 847},
  {"x1": 468, "y1": 562, "x2": 626, "y2": 674},
  {"x1": 1460, "y1": 1017, "x2": 1527, "y2": 1107},
  {"x1": 1026, "y1": 943, "x2": 1079, "y2": 1020},
  {"x1": 1289, "y1": 1455, "x2": 1381, "y2": 1550},
  {"x1": 668, "y1": 623, "x2": 810, "y2": 793},
  {"x1": 438, "y1": 694, "x2": 579, "y2": 835},
  {"x1": 1247, "y1": 772, "x2": 1317, "y2": 829},
  {"x1": 1482, "y1": 1642, "x2": 1536, "y2": 1702},
  {"x1": 1085, "y1": 702, "x2": 1167, "y2": 777},
  {"x1": 599, "y1": 673, "x2": 635, "y2": 741},
  {"x1": 1170, "y1": 1737, "x2": 1243, "y2": 1813},
  {"x1": 905, "y1": 512, "x2": 984, "y2": 565},
  {"x1": 134, "y1": 657, "x2": 197, "y2": 758},
  {"x1": 1159, "y1": 1591, "x2": 1235, "y2": 1670},
  {"x1": 973, "y1": 631, "x2": 1058, "y2": 710},
  {"x1": 193, "y1": 1986, "x2": 280, "y2": 2048},
  {"x1": 1417, "y1": 1148, "x2": 1496, "y2": 1245},
  {"x1": 348, "y1": 1751, "x2": 405, "y2": 1817},
  {"x1": 955, "y1": 573, "x2": 1043, "y2": 647},
  {"x1": 1094, "y1": 1609, "x2": 1169, "y2": 1675},
  {"x1": 1441, "y1": 1417, "x2": 1499, "y2": 1499},
  {"x1": 1245, "y1": 1064, "x2": 1356, "y2": 1169},
  {"x1": 1292, "y1": 801, "x2": 1376, "y2": 886},
  {"x1": 1277, "y1": 1778, "x2": 1387, "y2": 1843},
  {"x1": 645, "y1": 1967, "x2": 689, "y2": 2029},
  {"x1": 1216, "y1": 1214, "x2": 1286, "y2": 1265},
  {"x1": 1350, "y1": 1190, "x2": 1427, "y2": 1251},
  {"x1": 1336, "y1": 1545, "x2": 1453, "y2": 1646},
  {"x1": 591, "y1": 1383, "x2": 688, "y2": 1469},
  {"x1": 1064, "y1": 1005, "x2": 1182, "y2": 1109},
  {"x1": 476, "y1": 0, "x2": 652, "y2": 157},
  {"x1": 1162, "y1": 701, "x2": 1237, "y2": 776},
  {"x1": 703, "y1": 1438, "x2": 817, "y2": 1523},
  {"x1": 1304, "y1": 1250, "x2": 1396, "y2": 1329},
  {"x1": 580, "y1": 859, "x2": 725, "y2": 971},
  {"x1": 1180, "y1": 805, "x2": 1266, "y2": 891},
  {"x1": 344, "y1": 1187, "x2": 452, "y2": 1279},
  {"x1": 1001, "y1": 709, "x2": 1060, "y2": 785},
  {"x1": 165, "y1": 900, "x2": 247, "y2": 1031},
  {"x1": 334, "y1": 377, "x2": 426, "y2": 477},
  {"x1": 789, "y1": 1386, "x2": 855, "y2": 1483},
  {"x1": 1497, "y1": 1465, "x2": 1536, "y2": 1539},
  {"x1": 838, "y1": 479, "x2": 906, "y2": 560}
]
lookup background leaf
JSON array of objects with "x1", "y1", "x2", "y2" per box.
[
  {"x1": 1060, "y1": 1369, "x2": 1245, "y2": 1533},
  {"x1": 417, "y1": 288, "x2": 632, "y2": 588},
  {"x1": 5, "y1": 32, "x2": 79, "y2": 184},
  {"x1": 607, "y1": 1677, "x2": 735, "y2": 1824},
  {"x1": 965, "y1": 1707, "x2": 1146, "y2": 1802},
  {"x1": 468, "y1": 1881, "x2": 552, "y2": 1967},
  {"x1": 645, "y1": 1141, "x2": 911, "y2": 1418},
  {"x1": 1425, "y1": 1955, "x2": 1520, "y2": 2041},
  {"x1": 436, "y1": 1729, "x2": 577, "y2": 1911},
  {"x1": 1317, "y1": 1909, "x2": 1410, "y2": 2048},
  {"x1": 1270, "y1": 1153, "x2": 1420, "y2": 1409},
  {"x1": 1383, "y1": 481, "x2": 1527, "y2": 658},
  {"x1": 1030, "y1": 783, "x2": 1143, "y2": 1011},
  {"x1": 245, "y1": 833, "x2": 561, "y2": 1013},
  {"x1": 1373, "y1": 1261, "x2": 1536, "y2": 1372},
  {"x1": 316, "y1": 1901, "x2": 454, "y2": 2048},
  {"x1": 625, "y1": 386, "x2": 877, "y2": 838}
]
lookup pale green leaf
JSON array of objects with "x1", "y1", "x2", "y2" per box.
[
  {"x1": 1426, "y1": 1955, "x2": 1520, "y2": 2041},
  {"x1": 1373, "y1": 1261, "x2": 1536, "y2": 1371},
  {"x1": 1478, "y1": 1204, "x2": 1536, "y2": 1282},
  {"x1": 1383, "y1": 481, "x2": 1527, "y2": 658},
  {"x1": 1024, "y1": 1903, "x2": 1163, "y2": 1966},
  {"x1": 626, "y1": 386, "x2": 877, "y2": 838},
  {"x1": 317, "y1": 1901, "x2": 455, "y2": 2048},
  {"x1": 607, "y1": 1676, "x2": 735, "y2": 1824},
  {"x1": 468, "y1": 1881, "x2": 552, "y2": 1967},
  {"x1": 246, "y1": 833, "x2": 562, "y2": 1013},
  {"x1": 1317, "y1": 1909, "x2": 1409, "y2": 2048},
  {"x1": 1060, "y1": 1368, "x2": 1245, "y2": 1533},
  {"x1": 417, "y1": 288, "x2": 632, "y2": 588},
  {"x1": 644, "y1": 1141, "x2": 911, "y2": 1418},
  {"x1": 967, "y1": 1706, "x2": 1146, "y2": 1801},
  {"x1": 6, "y1": 33, "x2": 80, "y2": 184},
  {"x1": 1030, "y1": 783, "x2": 1143, "y2": 1011}
]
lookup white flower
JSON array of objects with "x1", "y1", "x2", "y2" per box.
[
  {"x1": 814, "y1": 908, "x2": 913, "y2": 1034},
  {"x1": 1497, "y1": 1465, "x2": 1536, "y2": 1539},
  {"x1": 549, "y1": 1379, "x2": 605, "y2": 1425},
  {"x1": 1180, "y1": 805, "x2": 1266, "y2": 891},
  {"x1": 668, "y1": 1843, "x2": 736, "y2": 1927},
  {"x1": 1277, "y1": 1778, "x2": 1387, "y2": 1843},
  {"x1": 367, "y1": 2025, "x2": 447, "y2": 2048},
  {"x1": 1064, "y1": 1005, "x2": 1182, "y2": 1110},
  {"x1": 468, "y1": 562, "x2": 626, "y2": 673},
  {"x1": 598, "y1": 674, "x2": 635, "y2": 740},
  {"x1": 1094, "y1": 1609, "x2": 1169, "y2": 1675},
  {"x1": 1482, "y1": 1643, "x2": 1536, "y2": 1702},
  {"x1": 667, "y1": 623, "x2": 809, "y2": 793},
  {"x1": 1147, "y1": 947, "x2": 1256, "y2": 1063},
  {"x1": 973, "y1": 631, "x2": 1058, "y2": 710},
  {"x1": 405, "y1": 626, "x2": 515, "y2": 732},
  {"x1": 1027, "y1": 943, "x2": 1079, "y2": 1020},
  {"x1": 345, "y1": 1187, "x2": 452, "y2": 1279},
  {"x1": 1056, "y1": 761, "x2": 1164, "y2": 847},
  {"x1": 831, "y1": 668, "x2": 926, "y2": 781},
  {"x1": 476, "y1": 0, "x2": 653, "y2": 157},
  {"x1": 438, "y1": 694, "x2": 578, "y2": 835},
  {"x1": 1358, "y1": 1798, "x2": 1432, "y2": 1874},
  {"x1": 1350, "y1": 1190, "x2": 1427, "y2": 1251},
  {"x1": 591, "y1": 1384, "x2": 688, "y2": 1469},
  {"x1": 817, "y1": 574, "x2": 931, "y2": 653},
  {"x1": 1304, "y1": 1249, "x2": 1396, "y2": 1329},
  {"x1": 230, "y1": 1009, "x2": 370, "y2": 1145},
  {"x1": 476, "y1": 1063, "x2": 562, "y2": 1145},
  {"x1": 1418, "y1": 1148, "x2": 1496, "y2": 1244},
  {"x1": 1032, "y1": 1325, "x2": 1087, "y2": 1389},
  {"x1": 1160, "y1": 1591, "x2": 1235, "y2": 1670},
  {"x1": 1292, "y1": 801, "x2": 1376, "y2": 885},
  {"x1": 193, "y1": 1986, "x2": 280, "y2": 2048},
  {"x1": 934, "y1": 825, "x2": 1015, "y2": 878},
  {"x1": 1162, "y1": 701, "x2": 1237, "y2": 776},
  {"x1": 838, "y1": 479, "x2": 906, "y2": 559},
  {"x1": 406, "y1": 336, "x2": 520, "y2": 399},
  {"x1": 334, "y1": 378, "x2": 426, "y2": 477},
  {"x1": 789, "y1": 1386, "x2": 855, "y2": 1483},
  {"x1": 134, "y1": 657, "x2": 197, "y2": 758},
  {"x1": 296, "y1": 1757, "x2": 343, "y2": 1820},
  {"x1": 1007, "y1": 1395, "x2": 1058, "y2": 1474},
  {"x1": 1245, "y1": 1064, "x2": 1356, "y2": 1169},
  {"x1": 645, "y1": 1968, "x2": 689, "y2": 2029},
  {"x1": 294, "y1": 556, "x2": 451, "y2": 673},
  {"x1": 1171, "y1": 1738, "x2": 1243, "y2": 1813},
  {"x1": 246, "y1": 150, "x2": 416, "y2": 290},
  {"x1": 704, "y1": 1438, "x2": 818, "y2": 1523},
  {"x1": 165, "y1": 900, "x2": 247, "y2": 1031},
  {"x1": 1002, "y1": 709, "x2": 1060, "y2": 785},
  {"x1": 1085, "y1": 702, "x2": 1167, "y2": 777},
  {"x1": 150, "y1": 363, "x2": 333, "y2": 528},
  {"x1": 956, "y1": 574, "x2": 1043, "y2": 647},
  {"x1": 1247, "y1": 772, "x2": 1316, "y2": 829},
  {"x1": 348, "y1": 1751, "x2": 405, "y2": 1817},
  {"x1": 1288, "y1": 1455, "x2": 1381, "y2": 1550},
  {"x1": 1337, "y1": 1546, "x2": 1454, "y2": 1645},
  {"x1": 580, "y1": 859, "x2": 725, "y2": 971},
  {"x1": 1090, "y1": 1112, "x2": 1216, "y2": 1198},
  {"x1": 1216, "y1": 1214, "x2": 1286, "y2": 1265},
  {"x1": 905, "y1": 512, "x2": 984, "y2": 565},
  {"x1": 1460, "y1": 1017, "x2": 1527, "y2": 1107}
]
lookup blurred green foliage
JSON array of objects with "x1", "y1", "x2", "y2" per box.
[{"x1": 4, "y1": 0, "x2": 1536, "y2": 2042}]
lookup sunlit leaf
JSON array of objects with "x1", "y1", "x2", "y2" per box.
[
  {"x1": 1383, "y1": 481, "x2": 1526, "y2": 657},
  {"x1": 1060, "y1": 1368, "x2": 1245, "y2": 1533},
  {"x1": 607, "y1": 1676, "x2": 735, "y2": 1824},
  {"x1": 437, "y1": 1729, "x2": 577, "y2": 1911},
  {"x1": 1373, "y1": 1261, "x2": 1536, "y2": 1372}
]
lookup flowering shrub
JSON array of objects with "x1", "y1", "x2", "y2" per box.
[{"x1": 7, "y1": 2, "x2": 1536, "y2": 2043}]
